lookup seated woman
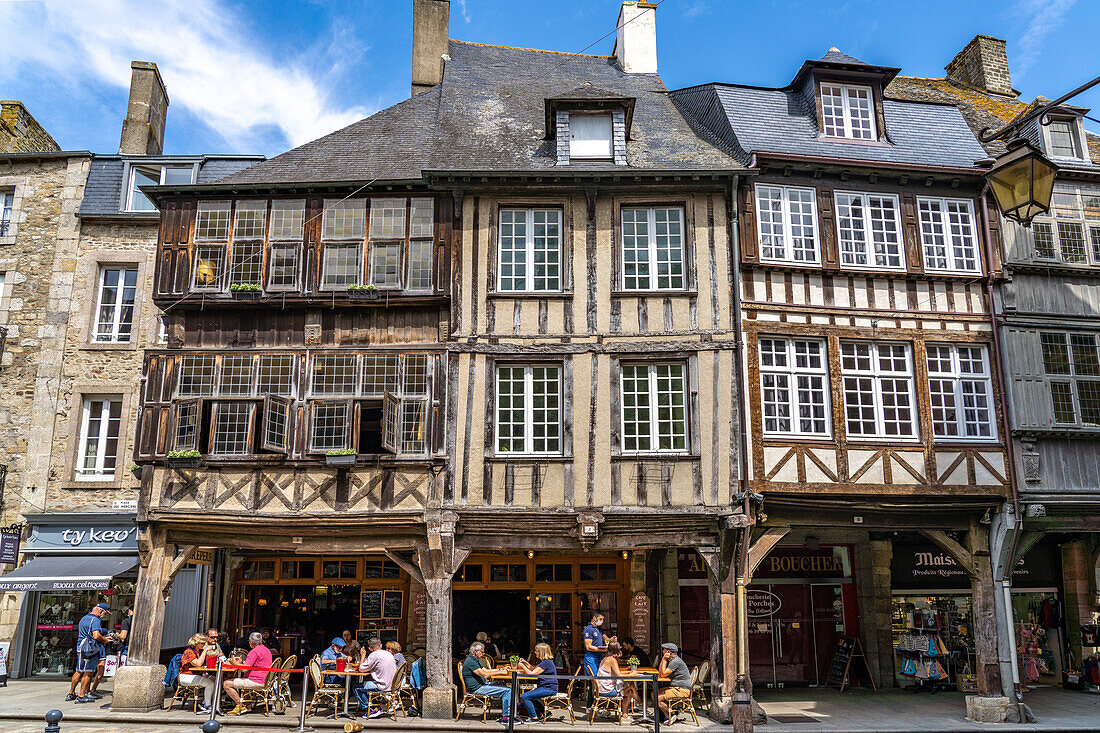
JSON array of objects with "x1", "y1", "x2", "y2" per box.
[
  {"x1": 179, "y1": 633, "x2": 218, "y2": 714},
  {"x1": 344, "y1": 641, "x2": 364, "y2": 667},
  {"x1": 595, "y1": 642, "x2": 639, "y2": 713},
  {"x1": 385, "y1": 640, "x2": 406, "y2": 668},
  {"x1": 515, "y1": 642, "x2": 558, "y2": 722}
]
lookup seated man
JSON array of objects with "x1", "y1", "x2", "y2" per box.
[
  {"x1": 320, "y1": 637, "x2": 347, "y2": 686},
  {"x1": 621, "y1": 637, "x2": 651, "y2": 668},
  {"x1": 223, "y1": 632, "x2": 273, "y2": 716},
  {"x1": 461, "y1": 641, "x2": 516, "y2": 726},
  {"x1": 656, "y1": 643, "x2": 693, "y2": 723},
  {"x1": 353, "y1": 637, "x2": 398, "y2": 718}
]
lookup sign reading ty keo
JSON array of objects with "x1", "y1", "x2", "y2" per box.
[{"x1": 25, "y1": 524, "x2": 137, "y2": 554}]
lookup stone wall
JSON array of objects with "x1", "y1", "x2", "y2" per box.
[{"x1": 0, "y1": 102, "x2": 61, "y2": 154}]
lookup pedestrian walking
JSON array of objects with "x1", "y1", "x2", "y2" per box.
[{"x1": 66, "y1": 602, "x2": 115, "y2": 703}]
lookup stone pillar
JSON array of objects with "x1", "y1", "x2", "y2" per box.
[
  {"x1": 863, "y1": 537, "x2": 895, "y2": 688},
  {"x1": 970, "y1": 554, "x2": 1003, "y2": 697},
  {"x1": 1061, "y1": 540, "x2": 1098, "y2": 667},
  {"x1": 112, "y1": 527, "x2": 169, "y2": 712}
]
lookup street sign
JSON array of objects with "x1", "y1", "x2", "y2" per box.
[{"x1": 0, "y1": 531, "x2": 18, "y2": 564}]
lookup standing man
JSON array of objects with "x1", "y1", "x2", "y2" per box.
[
  {"x1": 582, "y1": 611, "x2": 613, "y2": 706},
  {"x1": 67, "y1": 602, "x2": 114, "y2": 703},
  {"x1": 656, "y1": 643, "x2": 692, "y2": 723},
  {"x1": 222, "y1": 631, "x2": 273, "y2": 716}
]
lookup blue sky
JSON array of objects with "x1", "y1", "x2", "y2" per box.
[{"x1": 1, "y1": 0, "x2": 1096, "y2": 158}]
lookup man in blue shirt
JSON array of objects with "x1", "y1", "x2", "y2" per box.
[
  {"x1": 320, "y1": 636, "x2": 347, "y2": 685},
  {"x1": 582, "y1": 611, "x2": 613, "y2": 707},
  {"x1": 67, "y1": 602, "x2": 113, "y2": 703}
]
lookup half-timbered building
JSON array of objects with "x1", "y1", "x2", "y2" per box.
[{"x1": 673, "y1": 48, "x2": 1015, "y2": 711}]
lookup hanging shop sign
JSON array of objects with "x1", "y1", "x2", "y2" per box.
[
  {"x1": 0, "y1": 530, "x2": 19, "y2": 564},
  {"x1": 754, "y1": 546, "x2": 852, "y2": 580},
  {"x1": 891, "y1": 538, "x2": 1060, "y2": 591}
]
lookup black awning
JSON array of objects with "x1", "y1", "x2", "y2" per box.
[{"x1": 0, "y1": 555, "x2": 138, "y2": 592}]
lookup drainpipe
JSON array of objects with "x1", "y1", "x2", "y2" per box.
[{"x1": 980, "y1": 182, "x2": 1023, "y2": 703}]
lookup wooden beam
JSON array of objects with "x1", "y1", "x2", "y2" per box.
[
  {"x1": 165, "y1": 544, "x2": 198, "y2": 585},
  {"x1": 921, "y1": 529, "x2": 975, "y2": 576},
  {"x1": 746, "y1": 527, "x2": 789, "y2": 580},
  {"x1": 384, "y1": 550, "x2": 425, "y2": 586}
]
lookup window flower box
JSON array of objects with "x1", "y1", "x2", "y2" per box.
[
  {"x1": 130, "y1": 464, "x2": 143, "y2": 479},
  {"x1": 325, "y1": 450, "x2": 357, "y2": 466},
  {"x1": 166, "y1": 451, "x2": 201, "y2": 468},
  {"x1": 230, "y1": 284, "x2": 262, "y2": 300},
  {"x1": 347, "y1": 285, "x2": 380, "y2": 300}
]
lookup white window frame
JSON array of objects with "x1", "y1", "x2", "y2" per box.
[
  {"x1": 1040, "y1": 331, "x2": 1100, "y2": 427},
  {"x1": 620, "y1": 207, "x2": 687, "y2": 291},
  {"x1": 758, "y1": 337, "x2": 831, "y2": 438},
  {"x1": 926, "y1": 344, "x2": 997, "y2": 442},
  {"x1": 1042, "y1": 117, "x2": 1088, "y2": 161},
  {"x1": 569, "y1": 113, "x2": 613, "y2": 160},
  {"x1": 75, "y1": 396, "x2": 122, "y2": 480},
  {"x1": 1028, "y1": 183, "x2": 1100, "y2": 264},
  {"x1": 834, "y1": 191, "x2": 904, "y2": 271},
  {"x1": 840, "y1": 340, "x2": 919, "y2": 441},
  {"x1": 124, "y1": 164, "x2": 195, "y2": 212},
  {"x1": 755, "y1": 184, "x2": 820, "y2": 265},
  {"x1": 495, "y1": 364, "x2": 563, "y2": 455},
  {"x1": 498, "y1": 208, "x2": 563, "y2": 293},
  {"x1": 93, "y1": 266, "x2": 138, "y2": 343},
  {"x1": 619, "y1": 362, "x2": 689, "y2": 454},
  {"x1": 917, "y1": 196, "x2": 981, "y2": 275},
  {"x1": 0, "y1": 191, "x2": 13, "y2": 236},
  {"x1": 819, "y1": 83, "x2": 877, "y2": 140}
]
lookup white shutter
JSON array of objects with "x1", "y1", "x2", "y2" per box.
[{"x1": 569, "y1": 114, "x2": 613, "y2": 159}]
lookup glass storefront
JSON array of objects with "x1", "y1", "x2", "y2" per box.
[{"x1": 27, "y1": 578, "x2": 135, "y2": 677}]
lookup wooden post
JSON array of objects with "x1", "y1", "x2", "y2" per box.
[
  {"x1": 415, "y1": 516, "x2": 467, "y2": 720},
  {"x1": 699, "y1": 521, "x2": 753, "y2": 726},
  {"x1": 128, "y1": 527, "x2": 170, "y2": 666}
]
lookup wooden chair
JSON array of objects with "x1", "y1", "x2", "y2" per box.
[
  {"x1": 166, "y1": 680, "x2": 206, "y2": 712},
  {"x1": 692, "y1": 660, "x2": 710, "y2": 707},
  {"x1": 358, "y1": 659, "x2": 409, "y2": 720},
  {"x1": 667, "y1": 667, "x2": 700, "y2": 726},
  {"x1": 239, "y1": 665, "x2": 281, "y2": 716},
  {"x1": 455, "y1": 661, "x2": 495, "y2": 722},
  {"x1": 480, "y1": 654, "x2": 496, "y2": 669},
  {"x1": 305, "y1": 656, "x2": 345, "y2": 717},
  {"x1": 587, "y1": 678, "x2": 623, "y2": 725},
  {"x1": 542, "y1": 665, "x2": 580, "y2": 725}
]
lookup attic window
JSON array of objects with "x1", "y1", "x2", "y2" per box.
[
  {"x1": 1044, "y1": 117, "x2": 1086, "y2": 160},
  {"x1": 820, "y1": 83, "x2": 876, "y2": 140},
  {"x1": 126, "y1": 164, "x2": 195, "y2": 212},
  {"x1": 569, "y1": 113, "x2": 613, "y2": 160}
]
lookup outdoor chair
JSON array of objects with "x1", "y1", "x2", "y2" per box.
[
  {"x1": 692, "y1": 660, "x2": 710, "y2": 707},
  {"x1": 359, "y1": 659, "x2": 409, "y2": 720},
  {"x1": 394, "y1": 659, "x2": 419, "y2": 712},
  {"x1": 455, "y1": 661, "x2": 495, "y2": 722},
  {"x1": 587, "y1": 679, "x2": 623, "y2": 725},
  {"x1": 667, "y1": 667, "x2": 700, "y2": 727},
  {"x1": 542, "y1": 665, "x2": 580, "y2": 725},
  {"x1": 166, "y1": 679, "x2": 206, "y2": 712},
  {"x1": 275, "y1": 655, "x2": 297, "y2": 711},
  {"x1": 306, "y1": 656, "x2": 345, "y2": 717},
  {"x1": 239, "y1": 665, "x2": 282, "y2": 716},
  {"x1": 480, "y1": 654, "x2": 496, "y2": 669}
]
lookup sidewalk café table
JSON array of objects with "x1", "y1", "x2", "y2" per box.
[
  {"x1": 622, "y1": 666, "x2": 660, "y2": 725},
  {"x1": 328, "y1": 664, "x2": 375, "y2": 721}
]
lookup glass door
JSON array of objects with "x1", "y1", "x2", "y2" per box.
[{"x1": 809, "y1": 584, "x2": 846, "y2": 685}]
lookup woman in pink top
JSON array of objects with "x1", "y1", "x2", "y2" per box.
[{"x1": 223, "y1": 631, "x2": 274, "y2": 715}]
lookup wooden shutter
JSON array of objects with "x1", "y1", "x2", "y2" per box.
[
  {"x1": 738, "y1": 182, "x2": 759, "y2": 264},
  {"x1": 817, "y1": 186, "x2": 838, "y2": 271},
  {"x1": 900, "y1": 193, "x2": 924, "y2": 274},
  {"x1": 262, "y1": 395, "x2": 292, "y2": 453},
  {"x1": 381, "y1": 392, "x2": 399, "y2": 453},
  {"x1": 983, "y1": 193, "x2": 1005, "y2": 276},
  {"x1": 1001, "y1": 328, "x2": 1053, "y2": 430}
]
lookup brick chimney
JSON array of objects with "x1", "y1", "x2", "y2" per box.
[
  {"x1": 613, "y1": 1, "x2": 658, "y2": 74},
  {"x1": 945, "y1": 35, "x2": 1013, "y2": 96},
  {"x1": 119, "y1": 61, "x2": 169, "y2": 155},
  {"x1": 411, "y1": 0, "x2": 449, "y2": 97}
]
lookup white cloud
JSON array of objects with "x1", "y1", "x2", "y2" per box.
[
  {"x1": 0, "y1": 0, "x2": 372, "y2": 151},
  {"x1": 682, "y1": 2, "x2": 712, "y2": 18},
  {"x1": 1011, "y1": 0, "x2": 1076, "y2": 76},
  {"x1": 456, "y1": 0, "x2": 471, "y2": 23}
]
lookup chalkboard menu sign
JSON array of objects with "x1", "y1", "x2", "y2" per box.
[
  {"x1": 383, "y1": 590, "x2": 403, "y2": 619},
  {"x1": 825, "y1": 636, "x2": 875, "y2": 692},
  {"x1": 379, "y1": 628, "x2": 399, "y2": 644},
  {"x1": 360, "y1": 591, "x2": 382, "y2": 620}
]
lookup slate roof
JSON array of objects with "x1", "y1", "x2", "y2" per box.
[
  {"x1": 670, "y1": 81, "x2": 989, "y2": 169},
  {"x1": 217, "y1": 40, "x2": 741, "y2": 186},
  {"x1": 818, "y1": 48, "x2": 868, "y2": 66},
  {"x1": 78, "y1": 155, "x2": 264, "y2": 217}
]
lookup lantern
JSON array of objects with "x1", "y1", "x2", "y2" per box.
[{"x1": 986, "y1": 138, "x2": 1059, "y2": 228}]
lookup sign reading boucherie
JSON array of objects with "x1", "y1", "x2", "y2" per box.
[{"x1": 754, "y1": 546, "x2": 852, "y2": 579}]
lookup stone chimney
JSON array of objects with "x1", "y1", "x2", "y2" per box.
[
  {"x1": 411, "y1": 0, "x2": 449, "y2": 97},
  {"x1": 613, "y1": 1, "x2": 657, "y2": 74},
  {"x1": 119, "y1": 61, "x2": 169, "y2": 155},
  {"x1": 945, "y1": 35, "x2": 1013, "y2": 96}
]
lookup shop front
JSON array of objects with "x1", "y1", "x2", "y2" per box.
[
  {"x1": 891, "y1": 535, "x2": 1064, "y2": 690},
  {"x1": 748, "y1": 545, "x2": 859, "y2": 688}
]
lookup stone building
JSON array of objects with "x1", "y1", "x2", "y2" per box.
[
  {"x1": 891, "y1": 36, "x2": 1100, "y2": 704},
  {"x1": 0, "y1": 63, "x2": 261, "y2": 679},
  {"x1": 0, "y1": 100, "x2": 60, "y2": 154}
]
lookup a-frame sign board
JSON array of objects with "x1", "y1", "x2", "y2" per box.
[{"x1": 825, "y1": 636, "x2": 876, "y2": 692}]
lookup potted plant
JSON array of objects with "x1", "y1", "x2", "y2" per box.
[
  {"x1": 166, "y1": 450, "x2": 201, "y2": 468},
  {"x1": 325, "y1": 449, "x2": 357, "y2": 466},
  {"x1": 509, "y1": 655, "x2": 521, "y2": 668},
  {"x1": 627, "y1": 656, "x2": 640, "y2": 672},
  {"x1": 230, "y1": 283, "x2": 262, "y2": 300},
  {"x1": 347, "y1": 284, "x2": 379, "y2": 300},
  {"x1": 130, "y1": 464, "x2": 142, "y2": 479}
]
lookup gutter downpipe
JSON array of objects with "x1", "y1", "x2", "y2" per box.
[{"x1": 980, "y1": 182, "x2": 1023, "y2": 702}]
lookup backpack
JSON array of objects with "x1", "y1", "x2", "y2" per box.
[{"x1": 163, "y1": 653, "x2": 183, "y2": 689}]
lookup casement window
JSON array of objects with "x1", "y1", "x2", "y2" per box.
[
  {"x1": 362, "y1": 355, "x2": 400, "y2": 396},
  {"x1": 268, "y1": 244, "x2": 301, "y2": 290},
  {"x1": 620, "y1": 363, "x2": 688, "y2": 453},
  {"x1": 193, "y1": 244, "x2": 226, "y2": 291},
  {"x1": 0, "y1": 191, "x2": 13, "y2": 236},
  {"x1": 311, "y1": 354, "x2": 360, "y2": 396},
  {"x1": 322, "y1": 199, "x2": 366, "y2": 240},
  {"x1": 195, "y1": 201, "x2": 231, "y2": 241},
  {"x1": 228, "y1": 201, "x2": 266, "y2": 288},
  {"x1": 917, "y1": 197, "x2": 981, "y2": 274},
  {"x1": 569, "y1": 113, "x2": 613, "y2": 160},
  {"x1": 266, "y1": 200, "x2": 304, "y2": 291},
  {"x1": 211, "y1": 401, "x2": 253, "y2": 455},
  {"x1": 1043, "y1": 117, "x2": 1086, "y2": 160},
  {"x1": 262, "y1": 395, "x2": 292, "y2": 451},
  {"x1": 76, "y1": 397, "x2": 122, "y2": 479},
  {"x1": 1029, "y1": 184, "x2": 1100, "y2": 264},
  {"x1": 369, "y1": 242, "x2": 402, "y2": 288},
  {"x1": 270, "y1": 199, "x2": 305, "y2": 239},
  {"x1": 125, "y1": 164, "x2": 194, "y2": 212},
  {"x1": 498, "y1": 209, "x2": 562, "y2": 292},
  {"x1": 406, "y1": 240, "x2": 434, "y2": 292},
  {"x1": 310, "y1": 402, "x2": 352, "y2": 452},
  {"x1": 218, "y1": 355, "x2": 255, "y2": 396},
  {"x1": 173, "y1": 399, "x2": 200, "y2": 451},
  {"x1": 178, "y1": 355, "x2": 217, "y2": 396},
  {"x1": 820, "y1": 83, "x2": 876, "y2": 140},
  {"x1": 621, "y1": 207, "x2": 686, "y2": 290},
  {"x1": 840, "y1": 341, "x2": 917, "y2": 439},
  {"x1": 369, "y1": 198, "x2": 406, "y2": 239},
  {"x1": 93, "y1": 267, "x2": 138, "y2": 343},
  {"x1": 1041, "y1": 332, "x2": 1100, "y2": 426},
  {"x1": 835, "y1": 191, "x2": 903, "y2": 269},
  {"x1": 755, "y1": 185, "x2": 819, "y2": 264},
  {"x1": 758, "y1": 338, "x2": 829, "y2": 436},
  {"x1": 177, "y1": 354, "x2": 296, "y2": 398},
  {"x1": 367, "y1": 197, "x2": 434, "y2": 291},
  {"x1": 926, "y1": 344, "x2": 996, "y2": 440},
  {"x1": 258, "y1": 355, "x2": 296, "y2": 394},
  {"x1": 496, "y1": 365, "x2": 562, "y2": 455},
  {"x1": 321, "y1": 244, "x2": 362, "y2": 288}
]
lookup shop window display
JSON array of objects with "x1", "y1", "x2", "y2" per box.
[
  {"x1": 29, "y1": 579, "x2": 135, "y2": 677},
  {"x1": 891, "y1": 595, "x2": 975, "y2": 689}
]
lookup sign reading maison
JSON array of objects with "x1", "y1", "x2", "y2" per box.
[{"x1": 891, "y1": 539, "x2": 1058, "y2": 590}]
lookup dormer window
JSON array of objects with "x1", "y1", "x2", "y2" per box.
[
  {"x1": 820, "y1": 83, "x2": 876, "y2": 140},
  {"x1": 126, "y1": 163, "x2": 195, "y2": 212},
  {"x1": 569, "y1": 113, "x2": 613, "y2": 160},
  {"x1": 1044, "y1": 117, "x2": 1086, "y2": 160}
]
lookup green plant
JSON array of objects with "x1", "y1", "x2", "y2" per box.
[
  {"x1": 167, "y1": 450, "x2": 201, "y2": 458},
  {"x1": 130, "y1": 464, "x2": 141, "y2": 472},
  {"x1": 626, "y1": 656, "x2": 640, "y2": 667},
  {"x1": 509, "y1": 655, "x2": 520, "y2": 665},
  {"x1": 230, "y1": 283, "x2": 262, "y2": 292},
  {"x1": 347, "y1": 284, "x2": 378, "y2": 291},
  {"x1": 326, "y1": 449, "x2": 356, "y2": 455}
]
